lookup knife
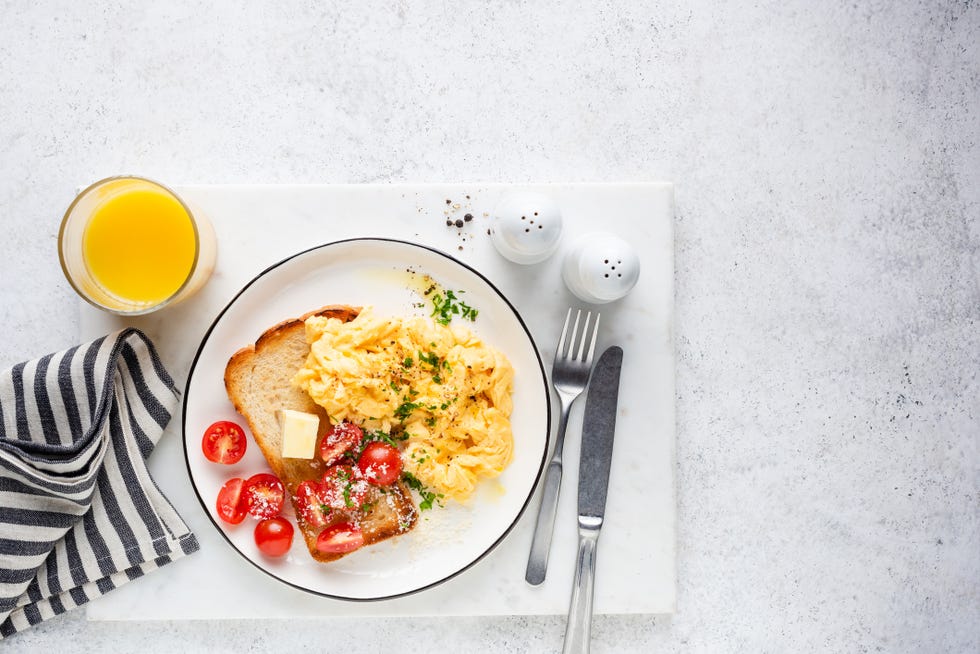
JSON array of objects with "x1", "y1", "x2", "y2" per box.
[{"x1": 562, "y1": 345, "x2": 623, "y2": 654}]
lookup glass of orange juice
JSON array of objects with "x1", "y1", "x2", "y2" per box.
[{"x1": 58, "y1": 176, "x2": 217, "y2": 315}]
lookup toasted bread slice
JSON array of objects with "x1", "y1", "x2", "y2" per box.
[{"x1": 224, "y1": 305, "x2": 418, "y2": 562}]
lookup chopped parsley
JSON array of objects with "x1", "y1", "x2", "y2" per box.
[
  {"x1": 394, "y1": 398, "x2": 424, "y2": 420},
  {"x1": 431, "y1": 289, "x2": 478, "y2": 325},
  {"x1": 417, "y1": 350, "x2": 450, "y2": 384},
  {"x1": 401, "y1": 471, "x2": 444, "y2": 511},
  {"x1": 364, "y1": 429, "x2": 408, "y2": 449},
  {"x1": 402, "y1": 356, "x2": 414, "y2": 368}
]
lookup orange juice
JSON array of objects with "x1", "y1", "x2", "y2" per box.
[
  {"x1": 82, "y1": 186, "x2": 197, "y2": 304},
  {"x1": 59, "y1": 176, "x2": 216, "y2": 315}
]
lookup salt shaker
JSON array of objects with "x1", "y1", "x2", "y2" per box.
[
  {"x1": 561, "y1": 232, "x2": 640, "y2": 304},
  {"x1": 490, "y1": 192, "x2": 563, "y2": 264}
]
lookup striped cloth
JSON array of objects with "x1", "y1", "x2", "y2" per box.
[{"x1": 0, "y1": 329, "x2": 199, "y2": 638}]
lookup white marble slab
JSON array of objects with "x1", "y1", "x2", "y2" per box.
[{"x1": 79, "y1": 182, "x2": 676, "y2": 620}]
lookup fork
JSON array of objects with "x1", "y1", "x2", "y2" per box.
[{"x1": 525, "y1": 308, "x2": 600, "y2": 586}]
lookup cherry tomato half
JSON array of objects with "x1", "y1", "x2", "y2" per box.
[
  {"x1": 320, "y1": 421, "x2": 364, "y2": 466},
  {"x1": 320, "y1": 465, "x2": 369, "y2": 510},
  {"x1": 242, "y1": 473, "x2": 285, "y2": 519},
  {"x1": 294, "y1": 480, "x2": 330, "y2": 529},
  {"x1": 216, "y1": 477, "x2": 247, "y2": 524},
  {"x1": 357, "y1": 442, "x2": 403, "y2": 486},
  {"x1": 316, "y1": 522, "x2": 364, "y2": 555},
  {"x1": 254, "y1": 517, "x2": 294, "y2": 557},
  {"x1": 202, "y1": 420, "x2": 248, "y2": 464}
]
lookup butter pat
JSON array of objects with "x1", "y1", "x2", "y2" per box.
[{"x1": 278, "y1": 409, "x2": 320, "y2": 459}]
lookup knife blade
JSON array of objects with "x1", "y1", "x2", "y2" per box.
[
  {"x1": 563, "y1": 345, "x2": 623, "y2": 654},
  {"x1": 577, "y1": 345, "x2": 623, "y2": 522}
]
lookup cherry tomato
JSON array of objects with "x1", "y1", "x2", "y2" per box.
[
  {"x1": 320, "y1": 421, "x2": 363, "y2": 466},
  {"x1": 242, "y1": 473, "x2": 285, "y2": 519},
  {"x1": 216, "y1": 477, "x2": 247, "y2": 524},
  {"x1": 357, "y1": 441, "x2": 403, "y2": 486},
  {"x1": 202, "y1": 420, "x2": 247, "y2": 464},
  {"x1": 294, "y1": 480, "x2": 330, "y2": 529},
  {"x1": 316, "y1": 522, "x2": 364, "y2": 554},
  {"x1": 319, "y1": 465, "x2": 369, "y2": 510},
  {"x1": 254, "y1": 517, "x2": 294, "y2": 557}
]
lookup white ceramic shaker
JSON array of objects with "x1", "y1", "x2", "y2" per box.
[
  {"x1": 490, "y1": 192, "x2": 563, "y2": 264},
  {"x1": 561, "y1": 232, "x2": 640, "y2": 304}
]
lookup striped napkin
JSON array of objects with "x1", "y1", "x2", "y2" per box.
[{"x1": 0, "y1": 329, "x2": 199, "y2": 638}]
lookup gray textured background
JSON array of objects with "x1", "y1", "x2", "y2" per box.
[{"x1": 1, "y1": 1, "x2": 978, "y2": 652}]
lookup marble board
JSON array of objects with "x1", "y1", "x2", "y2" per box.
[{"x1": 79, "y1": 182, "x2": 676, "y2": 619}]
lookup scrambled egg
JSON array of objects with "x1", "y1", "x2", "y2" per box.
[{"x1": 292, "y1": 307, "x2": 514, "y2": 502}]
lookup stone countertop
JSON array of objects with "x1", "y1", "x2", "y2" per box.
[{"x1": 0, "y1": 2, "x2": 977, "y2": 653}]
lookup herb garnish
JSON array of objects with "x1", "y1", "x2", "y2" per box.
[
  {"x1": 401, "y1": 471, "x2": 444, "y2": 511},
  {"x1": 431, "y1": 289, "x2": 478, "y2": 325},
  {"x1": 394, "y1": 398, "x2": 424, "y2": 420},
  {"x1": 364, "y1": 429, "x2": 408, "y2": 449},
  {"x1": 417, "y1": 350, "x2": 450, "y2": 384}
]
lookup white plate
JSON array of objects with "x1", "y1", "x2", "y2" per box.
[{"x1": 182, "y1": 238, "x2": 550, "y2": 600}]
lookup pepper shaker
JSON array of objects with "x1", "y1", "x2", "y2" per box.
[
  {"x1": 561, "y1": 232, "x2": 640, "y2": 304},
  {"x1": 490, "y1": 192, "x2": 563, "y2": 264}
]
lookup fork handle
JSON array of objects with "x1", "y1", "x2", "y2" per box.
[{"x1": 525, "y1": 396, "x2": 573, "y2": 585}]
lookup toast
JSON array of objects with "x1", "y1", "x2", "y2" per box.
[{"x1": 223, "y1": 305, "x2": 419, "y2": 562}]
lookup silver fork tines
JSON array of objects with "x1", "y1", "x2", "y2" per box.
[
  {"x1": 525, "y1": 307, "x2": 601, "y2": 586},
  {"x1": 563, "y1": 309, "x2": 599, "y2": 363}
]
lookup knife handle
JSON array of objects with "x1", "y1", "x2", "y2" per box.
[
  {"x1": 525, "y1": 395, "x2": 573, "y2": 585},
  {"x1": 563, "y1": 519, "x2": 601, "y2": 654}
]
